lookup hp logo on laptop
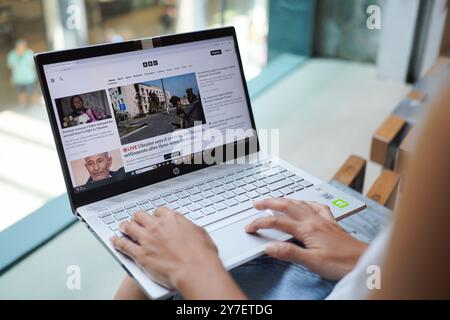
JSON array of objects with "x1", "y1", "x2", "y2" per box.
[{"x1": 173, "y1": 167, "x2": 180, "y2": 175}]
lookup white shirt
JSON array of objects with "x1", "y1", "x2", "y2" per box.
[{"x1": 326, "y1": 224, "x2": 393, "y2": 299}]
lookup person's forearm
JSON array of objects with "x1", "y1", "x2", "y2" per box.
[{"x1": 174, "y1": 260, "x2": 246, "y2": 300}]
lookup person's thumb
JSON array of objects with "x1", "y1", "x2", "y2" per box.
[{"x1": 265, "y1": 242, "x2": 309, "y2": 264}]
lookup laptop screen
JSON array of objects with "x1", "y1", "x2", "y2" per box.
[{"x1": 41, "y1": 34, "x2": 256, "y2": 197}]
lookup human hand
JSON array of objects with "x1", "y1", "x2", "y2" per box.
[
  {"x1": 111, "y1": 208, "x2": 245, "y2": 299},
  {"x1": 111, "y1": 208, "x2": 220, "y2": 287},
  {"x1": 246, "y1": 199, "x2": 367, "y2": 281}
]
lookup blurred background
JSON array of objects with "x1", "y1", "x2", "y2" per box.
[
  {"x1": 0, "y1": 0, "x2": 271, "y2": 232},
  {"x1": 0, "y1": 0, "x2": 449, "y2": 298}
]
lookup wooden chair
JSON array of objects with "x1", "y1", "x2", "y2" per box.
[
  {"x1": 370, "y1": 56, "x2": 450, "y2": 174},
  {"x1": 330, "y1": 57, "x2": 449, "y2": 244},
  {"x1": 332, "y1": 155, "x2": 400, "y2": 210}
]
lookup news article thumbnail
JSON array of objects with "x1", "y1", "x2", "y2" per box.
[
  {"x1": 70, "y1": 149, "x2": 125, "y2": 191},
  {"x1": 109, "y1": 72, "x2": 206, "y2": 145},
  {"x1": 55, "y1": 90, "x2": 112, "y2": 129}
]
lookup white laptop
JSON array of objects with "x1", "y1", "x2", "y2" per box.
[{"x1": 35, "y1": 27, "x2": 366, "y2": 299}]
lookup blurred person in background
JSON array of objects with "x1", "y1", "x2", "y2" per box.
[
  {"x1": 160, "y1": 0, "x2": 176, "y2": 33},
  {"x1": 7, "y1": 39, "x2": 38, "y2": 107}
]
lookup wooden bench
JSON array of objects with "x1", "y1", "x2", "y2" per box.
[
  {"x1": 333, "y1": 155, "x2": 400, "y2": 210},
  {"x1": 370, "y1": 56, "x2": 450, "y2": 173}
]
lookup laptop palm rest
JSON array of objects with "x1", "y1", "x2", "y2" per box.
[{"x1": 209, "y1": 211, "x2": 292, "y2": 266}]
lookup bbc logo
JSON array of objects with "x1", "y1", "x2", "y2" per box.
[{"x1": 143, "y1": 60, "x2": 158, "y2": 68}]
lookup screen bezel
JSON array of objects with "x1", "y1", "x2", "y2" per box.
[{"x1": 35, "y1": 27, "x2": 259, "y2": 212}]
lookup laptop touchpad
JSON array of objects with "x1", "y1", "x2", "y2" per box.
[{"x1": 209, "y1": 211, "x2": 291, "y2": 263}]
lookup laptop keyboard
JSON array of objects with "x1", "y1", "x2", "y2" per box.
[{"x1": 99, "y1": 160, "x2": 313, "y2": 235}]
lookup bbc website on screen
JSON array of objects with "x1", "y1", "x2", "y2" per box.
[{"x1": 43, "y1": 37, "x2": 254, "y2": 193}]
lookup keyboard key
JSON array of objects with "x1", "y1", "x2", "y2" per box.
[
  {"x1": 109, "y1": 221, "x2": 120, "y2": 231},
  {"x1": 177, "y1": 198, "x2": 191, "y2": 207},
  {"x1": 213, "y1": 203, "x2": 227, "y2": 211},
  {"x1": 250, "y1": 168, "x2": 261, "y2": 174},
  {"x1": 300, "y1": 180, "x2": 313, "y2": 188},
  {"x1": 232, "y1": 180, "x2": 246, "y2": 187},
  {"x1": 224, "y1": 199, "x2": 238, "y2": 207},
  {"x1": 284, "y1": 171, "x2": 295, "y2": 178},
  {"x1": 199, "y1": 183, "x2": 213, "y2": 191},
  {"x1": 202, "y1": 190, "x2": 215, "y2": 198},
  {"x1": 253, "y1": 195, "x2": 269, "y2": 202},
  {"x1": 247, "y1": 191, "x2": 260, "y2": 199},
  {"x1": 127, "y1": 206, "x2": 141, "y2": 214},
  {"x1": 244, "y1": 176, "x2": 256, "y2": 184},
  {"x1": 212, "y1": 187, "x2": 225, "y2": 194},
  {"x1": 236, "y1": 172, "x2": 247, "y2": 180},
  {"x1": 219, "y1": 177, "x2": 232, "y2": 184},
  {"x1": 254, "y1": 173, "x2": 269, "y2": 180},
  {"x1": 292, "y1": 175, "x2": 304, "y2": 183},
  {"x1": 222, "y1": 191, "x2": 235, "y2": 199},
  {"x1": 187, "y1": 187, "x2": 201, "y2": 195},
  {"x1": 264, "y1": 173, "x2": 285, "y2": 185},
  {"x1": 178, "y1": 207, "x2": 190, "y2": 215},
  {"x1": 112, "y1": 208, "x2": 124, "y2": 214},
  {"x1": 175, "y1": 191, "x2": 190, "y2": 199},
  {"x1": 210, "y1": 195, "x2": 224, "y2": 203},
  {"x1": 187, "y1": 203, "x2": 201, "y2": 211},
  {"x1": 149, "y1": 195, "x2": 160, "y2": 202},
  {"x1": 268, "y1": 179, "x2": 294, "y2": 191},
  {"x1": 152, "y1": 198, "x2": 167, "y2": 207},
  {"x1": 189, "y1": 194, "x2": 202, "y2": 202},
  {"x1": 201, "y1": 207, "x2": 215, "y2": 216},
  {"x1": 263, "y1": 168, "x2": 279, "y2": 177},
  {"x1": 292, "y1": 183, "x2": 304, "y2": 191},
  {"x1": 166, "y1": 202, "x2": 180, "y2": 210},
  {"x1": 199, "y1": 199, "x2": 213, "y2": 207},
  {"x1": 253, "y1": 180, "x2": 266, "y2": 188},
  {"x1": 209, "y1": 180, "x2": 223, "y2": 188},
  {"x1": 99, "y1": 211, "x2": 112, "y2": 218},
  {"x1": 223, "y1": 183, "x2": 235, "y2": 191},
  {"x1": 270, "y1": 190, "x2": 284, "y2": 198},
  {"x1": 242, "y1": 169, "x2": 254, "y2": 177},
  {"x1": 136, "y1": 200, "x2": 148, "y2": 206},
  {"x1": 163, "y1": 194, "x2": 178, "y2": 203},
  {"x1": 280, "y1": 186, "x2": 295, "y2": 195},
  {"x1": 114, "y1": 211, "x2": 129, "y2": 221},
  {"x1": 188, "y1": 212, "x2": 204, "y2": 220},
  {"x1": 140, "y1": 203, "x2": 155, "y2": 211},
  {"x1": 236, "y1": 195, "x2": 249, "y2": 203},
  {"x1": 232, "y1": 187, "x2": 246, "y2": 195},
  {"x1": 102, "y1": 216, "x2": 115, "y2": 224},
  {"x1": 257, "y1": 187, "x2": 270, "y2": 195},
  {"x1": 124, "y1": 204, "x2": 138, "y2": 210},
  {"x1": 243, "y1": 184, "x2": 257, "y2": 192}
]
